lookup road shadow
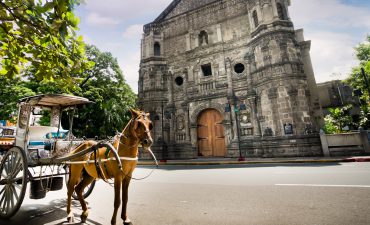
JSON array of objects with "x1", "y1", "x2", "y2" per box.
[{"x1": 0, "y1": 198, "x2": 102, "y2": 225}]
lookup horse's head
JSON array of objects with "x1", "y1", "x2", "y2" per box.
[{"x1": 129, "y1": 109, "x2": 153, "y2": 148}]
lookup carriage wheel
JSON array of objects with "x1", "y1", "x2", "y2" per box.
[
  {"x1": 64, "y1": 166, "x2": 96, "y2": 200},
  {"x1": 0, "y1": 146, "x2": 28, "y2": 219}
]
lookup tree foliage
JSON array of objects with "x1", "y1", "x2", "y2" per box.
[
  {"x1": 0, "y1": 76, "x2": 35, "y2": 122},
  {"x1": 0, "y1": 1, "x2": 137, "y2": 137},
  {"x1": 344, "y1": 36, "x2": 370, "y2": 129},
  {"x1": 323, "y1": 105, "x2": 353, "y2": 134},
  {"x1": 0, "y1": 0, "x2": 92, "y2": 91},
  {"x1": 70, "y1": 45, "x2": 137, "y2": 138},
  {"x1": 1, "y1": 44, "x2": 137, "y2": 138}
]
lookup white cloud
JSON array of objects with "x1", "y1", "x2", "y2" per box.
[
  {"x1": 290, "y1": 0, "x2": 370, "y2": 83},
  {"x1": 86, "y1": 12, "x2": 119, "y2": 27},
  {"x1": 290, "y1": 0, "x2": 370, "y2": 29},
  {"x1": 77, "y1": 0, "x2": 370, "y2": 91},
  {"x1": 119, "y1": 51, "x2": 141, "y2": 93},
  {"x1": 123, "y1": 24, "x2": 143, "y2": 39},
  {"x1": 307, "y1": 31, "x2": 357, "y2": 82},
  {"x1": 82, "y1": 0, "x2": 172, "y2": 21}
]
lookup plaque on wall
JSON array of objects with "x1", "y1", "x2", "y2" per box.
[{"x1": 284, "y1": 123, "x2": 293, "y2": 135}]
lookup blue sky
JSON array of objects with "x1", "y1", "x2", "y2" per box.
[{"x1": 75, "y1": 0, "x2": 370, "y2": 92}]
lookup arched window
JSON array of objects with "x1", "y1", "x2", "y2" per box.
[
  {"x1": 277, "y1": 3, "x2": 286, "y2": 20},
  {"x1": 252, "y1": 10, "x2": 259, "y2": 28},
  {"x1": 198, "y1": 30, "x2": 208, "y2": 46},
  {"x1": 154, "y1": 42, "x2": 161, "y2": 56}
]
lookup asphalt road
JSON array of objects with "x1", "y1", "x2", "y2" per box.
[{"x1": 1, "y1": 162, "x2": 370, "y2": 225}]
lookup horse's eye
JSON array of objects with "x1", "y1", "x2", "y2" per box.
[
  {"x1": 149, "y1": 122, "x2": 153, "y2": 130},
  {"x1": 137, "y1": 122, "x2": 142, "y2": 130}
]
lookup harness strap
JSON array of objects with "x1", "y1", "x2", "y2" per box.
[
  {"x1": 93, "y1": 145, "x2": 108, "y2": 182},
  {"x1": 64, "y1": 156, "x2": 138, "y2": 165}
]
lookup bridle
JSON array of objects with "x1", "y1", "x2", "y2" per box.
[
  {"x1": 99, "y1": 113, "x2": 158, "y2": 182},
  {"x1": 116, "y1": 113, "x2": 152, "y2": 149}
]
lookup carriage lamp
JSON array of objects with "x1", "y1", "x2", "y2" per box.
[{"x1": 225, "y1": 103, "x2": 231, "y2": 112}]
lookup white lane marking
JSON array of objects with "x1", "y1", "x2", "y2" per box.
[{"x1": 275, "y1": 184, "x2": 370, "y2": 188}]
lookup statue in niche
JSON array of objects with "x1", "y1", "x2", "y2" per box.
[
  {"x1": 177, "y1": 115, "x2": 185, "y2": 130},
  {"x1": 199, "y1": 30, "x2": 208, "y2": 46},
  {"x1": 263, "y1": 127, "x2": 273, "y2": 136},
  {"x1": 304, "y1": 123, "x2": 315, "y2": 134}
]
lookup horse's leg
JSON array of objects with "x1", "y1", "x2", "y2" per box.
[
  {"x1": 121, "y1": 177, "x2": 132, "y2": 225},
  {"x1": 75, "y1": 171, "x2": 95, "y2": 223},
  {"x1": 67, "y1": 165, "x2": 83, "y2": 223},
  {"x1": 111, "y1": 177, "x2": 122, "y2": 225}
]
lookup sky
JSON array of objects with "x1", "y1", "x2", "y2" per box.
[{"x1": 75, "y1": 0, "x2": 370, "y2": 93}]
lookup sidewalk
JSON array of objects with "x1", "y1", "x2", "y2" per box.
[{"x1": 138, "y1": 156, "x2": 370, "y2": 166}]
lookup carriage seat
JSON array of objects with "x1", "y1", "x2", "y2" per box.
[{"x1": 28, "y1": 126, "x2": 68, "y2": 147}]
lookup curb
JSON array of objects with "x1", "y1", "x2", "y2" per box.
[
  {"x1": 138, "y1": 158, "x2": 347, "y2": 166},
  {"x1": 342, "y1": 157, "x2": 370, "y2": 163}
]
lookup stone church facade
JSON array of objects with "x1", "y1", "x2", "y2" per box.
[{"x1": 138, "y1": 0, "x2": 324, "y2": 159}]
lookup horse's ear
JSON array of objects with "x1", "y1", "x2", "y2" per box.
[
  {"x1": 129, "y1": 109, "x2": 140, "y2": 118},
  {"x1": 146, "y1": 113, "x2": 150, "y2": 118}
]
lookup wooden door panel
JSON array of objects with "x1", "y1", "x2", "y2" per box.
[
  {"x1": 197, "y1": 109, "x2": 226, "y2": 157},
  {"x1": 214, "y1": 139, "x2": 225, "y2": 157}
]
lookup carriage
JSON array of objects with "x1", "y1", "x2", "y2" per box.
[{"x1": 0, "y1": 94, "x2": 107, "y2": 219}]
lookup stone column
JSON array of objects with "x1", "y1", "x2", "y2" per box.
[
  {"x1": 184, "y1": 106, "x2": 190, "y2": 141},
  {"x1": 216, "y1": 24, "x2": 222, "y2": 42},
  {"x1": 288, "y1": 87, "x2": 299, "y2": 135},
  {"x1": 271, "y1": 0, "x2": 278, "y2": 19},
  {"x1": 225, "y1": 58, "x2": 233, "y2": 97},
  {"x1": 256, "y1": 1, "x2": 263, "y2": 24},
  {"x1": 168, "y1": 71, "x2": 174, "y2": 104},
  {"x1": 225, "y1": 58, "x2": 238, "y2": 140},
  {"x1": 283, "y1": 0, "x2": 291, "y2": 20},
  {"x1": 185, "y1": 33, "x2": 191, "y2": 51},
  {"x1": 268, "y1": 88, "x2": 281, "y2": 136}
]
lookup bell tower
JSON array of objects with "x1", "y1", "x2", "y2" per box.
[{"x1": 244, "y1": 0, "x2": 322, "y2": 136}]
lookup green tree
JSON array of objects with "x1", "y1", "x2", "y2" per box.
[
  {"x1": 0, "y1": 76, "x2": 35, "y2": 122},
  {"x1": 0, "y1": 0, "x2": 92, "y2": 91},
  {"x1": 344, "y1": 36, "x2": 370, "y2": 129},
  {"x1": 323, "y1": 105, "x2": 353, "y2": 134},
  {"x1": 66, "y1": 45, "x2": 137, "y2": 138}
]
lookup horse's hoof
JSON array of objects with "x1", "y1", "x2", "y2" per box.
[
  {"x1": 67, "y1": 215, "x2": 75, "y2": 223},
  {"x1": 81, "y1": 215, "x2": 87, "y2": 223},
  {"x1": 81, "y1": 211, "x2": 88, "y2": 223},
  {"x1": 124, "y1": 218, "x2": 133, "y2": 225}
]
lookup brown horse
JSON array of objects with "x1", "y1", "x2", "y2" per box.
[{"x1": 66, "y1": 109, "x2": 153, "y2": 225}]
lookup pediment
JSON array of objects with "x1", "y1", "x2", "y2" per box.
[{"x1": 155, "y1": 0, "x2": 220, "y2": 22}]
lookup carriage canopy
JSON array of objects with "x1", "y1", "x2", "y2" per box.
[{"x1": 18, "y1": 94, "x2": 93, "y2": 107}]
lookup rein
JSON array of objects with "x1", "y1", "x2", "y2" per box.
[{"x1": 131, "y1": 147, "x2": 158, "y2": 181}]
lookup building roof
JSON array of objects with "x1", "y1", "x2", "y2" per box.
[
  {"x1": 154, "y1": 0, "x2": 220, "y2": 23},
  {"x1": 153, "y1": 0, "x2": 291, "y2": 23}
]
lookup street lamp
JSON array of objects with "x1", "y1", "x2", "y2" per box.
[{"x1": 226, "y1": 93, "x2": 246, "y2": 161}]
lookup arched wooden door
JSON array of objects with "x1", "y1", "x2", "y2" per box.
[{"x1": 197, "y1": 109, "x2": 226, "y2": 157}]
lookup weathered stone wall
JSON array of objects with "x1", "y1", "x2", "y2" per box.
[{"x1": 138, "y1": 0, "x2": 323, "y2": 159}]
